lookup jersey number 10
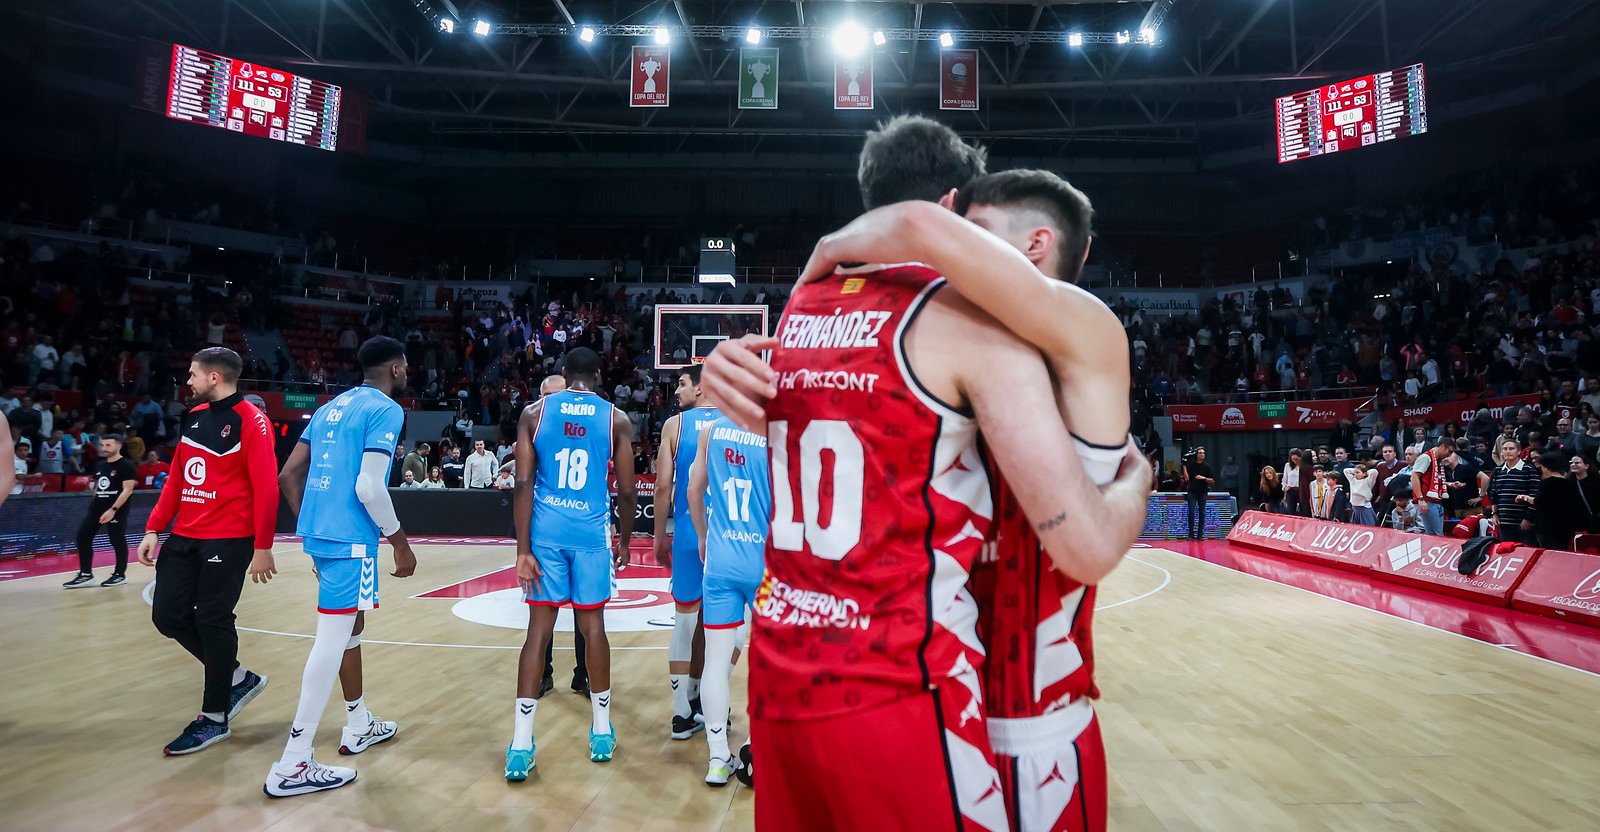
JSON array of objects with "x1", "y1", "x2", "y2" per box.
[
  {"x1": 554, "y1": 447, "x2": 590, "y2": 490},
  {"x1": 769, "y1": 420, "x2": 864, "y2": 561}
]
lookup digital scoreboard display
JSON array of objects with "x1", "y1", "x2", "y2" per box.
[
  {"x1": 1275, "y1": 63, "x2": 1427, "y2": 164},
  {"x1": 698, "y1": 237, "x2": 736, "y2": 285},
  {"x1": 165, "y1": 44, "x2": 341, "y2": 152}
]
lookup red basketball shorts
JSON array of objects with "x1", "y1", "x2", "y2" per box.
[
  {"x1": 990, "y1": 698, "x2": 1106, "y2": 832},
  {"x1": 752, "y1": 683, "x2": 1008, "y2": 832}
]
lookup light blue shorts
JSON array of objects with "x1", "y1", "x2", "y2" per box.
[
  {"x1": 305, "y1": 538, "x2": 380, "y2": 614},
  {"x1": 702, "y1": 571, "x2": 760, "y2": 629},
  {"x1": 526, "y1": 546, "x2": 613, "y2": 609}
]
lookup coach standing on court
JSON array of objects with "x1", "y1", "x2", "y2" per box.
[{"x1": 137, "y1": 347, "x2": 277, "y2": 757}]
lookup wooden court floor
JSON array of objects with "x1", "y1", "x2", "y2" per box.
[{"x1": 2, "y1": 541, "x2": 1599, "y2": 832}]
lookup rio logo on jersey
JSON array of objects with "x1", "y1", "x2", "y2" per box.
[{"x1": 564, "y1": 422, "x2": 587, "y2": 437}]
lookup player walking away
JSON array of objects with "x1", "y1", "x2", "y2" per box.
[
  {"x1": 137, "y1": 347, "x2": 276, "y2": 756},
  {"x1": 535, "y1": 373, "x2": 589, "y2": 698},
  {"x1": 64, "y1": 434, "x2": 137, "y2": 588},
  {"x1": 653, "y1": 366, "x2": 720, "y2": 739},
  {"x1": 263, "y1": 337, "x2": 417, "y2": 797},
  {"x1": 686, "y1": 413, "x2": 769, "y2": 787},
  {"x1": 506, "y1": 348, "x2": 636, "y2": 779},
  {"x1": 797, "y1": 168, "x2": 1144, "y2": 831}
]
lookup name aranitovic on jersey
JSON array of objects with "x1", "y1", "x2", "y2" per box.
[{"x1": 778, "y1": 308, "x2": 893, "y2": 350}]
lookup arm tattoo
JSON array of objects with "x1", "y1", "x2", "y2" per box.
[{"x1": 1036, "y1": 511, "x2": 1068, "y2": 533}]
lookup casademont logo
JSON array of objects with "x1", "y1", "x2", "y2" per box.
[
  {"x1": 1386, "y1": 539, "x2": 1423, "y2": 570},
  {"x1": 1574, "y1": 568, "x2": 1600, "y2": 602},
  {"x1": 1220, "y1": 407, "x2": 1246, "y2": 427}
]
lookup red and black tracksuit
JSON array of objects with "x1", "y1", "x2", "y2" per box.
[{"x1": 144, "y1": 391, "x2": 279, "y2": 717}]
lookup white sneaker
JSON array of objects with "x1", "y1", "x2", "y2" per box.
[
  {"x1": 263, "y1": 758, "x2": 357, "y2": 798},
  {"x1": 705, "y1": 756, "x2": 735, "y2": 787},
  {"x1": 339, "y1": 717, "x2": 399, "y2": 755}
]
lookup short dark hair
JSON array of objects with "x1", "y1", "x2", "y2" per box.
[
  {"x1": 682, "y1": 365, "x2": 704, "y2": 385},
  {"x1": 101, "y1": 433, "x2": 125, "y2": 444},
  {"x1": 1539, "y1": 450, "x2": 1569, "y2": 473},
  {"x1": 194, "y1": 347, "x2": 243, "y2": 383},
  {"x1": 563, "y1": 347, "x2": 601, "y2": 381},
  {"x1": 954, "y1": 169, "x2": 1095, "y2": 283},
  {"x1": 358, "y1": 336, "x2": 406, "y2": 371},
  {"x1": 857, "y1": 115, "x2": 987, "y2": 210}
]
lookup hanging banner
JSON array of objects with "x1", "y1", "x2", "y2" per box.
[
  {"x1": 834, "y1": 53, "x2": 874, "y2": 110},
  {"x1": 738, "y1": 47, "x2": 779, "y2": 109},
  {"x1": 1167, "y1": 398, "x2": 1361, "y2": 432},
  {"x1": 630, "y1": 45, "x2": 670, "y2": 108},
  {"x1": 939, "y1": 48, "x2": 979, "y2": 111}
]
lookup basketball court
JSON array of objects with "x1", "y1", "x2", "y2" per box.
[{"x1": 5, "y1": 535, "x2": 1599, "y2": 831}]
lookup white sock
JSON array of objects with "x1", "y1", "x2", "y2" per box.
[
  {"x1": 591, "y1": 689, "x2": 613, "y2": 734},
  {"x1": 671, "y1": 673, "x2": 690, "y2": 718},
  {"x1": 702, "y1": 627, "x2": 737, "y2": 762},
  {"x1": 281, "y1": 721, "x2": 316, "y2": 765},
  {"x1": 231, "y1": 666, "x2": 247, "y2": 686},
  {"x1": 512, "y1": 698, "x2": 537, "y2": 751},
  {"x1": 345, "y1": 696, "x2": 371, "y2": 729},
  {"x1": 280, "y1": 613, "x2": 357, "y2": 765},
  {"x1": 688, "y1": 676, "x2": 701, "y2": 702},
  {"x1": 200, "y1": 711, "x2": 225, "y2": 723}
]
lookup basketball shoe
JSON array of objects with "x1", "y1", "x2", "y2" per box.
[
  {"x1": 505, "y1": 744, "x2": 535, "y2": 781},
  {"x1": 705, "y1": 756, "x2": 736, "y2": 787},
  {"x1": 163, "y1": 716, "x2": 230, "y2": 756},
  {"x1": 264, "y1": 758, "x2": 357, "y2": 798},
  {"x1": 227, "y1": 671, "x2": 268, "y2": 720},
  {"x1": 589, "y1": 729, "x2": 617, "y2": 762},
  {"x1": 62, "y1": 573, "x2": 95, "y2": 589},
  {"x1": 339, "y1": 715, "x2": 399, "y2": 755},
  {"x1": 734, "y1": 742, "x2": 754, "y2": 788}
]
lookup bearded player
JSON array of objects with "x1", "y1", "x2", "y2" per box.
[
  {"x1": 723, "y1": 116, "x2": 1149, "y2": 832},
  {"x1": 799, "y1": 170, "x2": 1129, "y2": 831}
]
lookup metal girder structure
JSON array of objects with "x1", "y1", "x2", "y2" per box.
[{"x1": 487, "y1": 23, "x2": 1157, "y2": 45}]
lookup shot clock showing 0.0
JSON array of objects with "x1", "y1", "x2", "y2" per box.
[{"x1": 698, "y1": 236, "x2": 737, "y2": 285}]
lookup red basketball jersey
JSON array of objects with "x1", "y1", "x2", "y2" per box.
[
  {"x1": 973, "y1": 438, "x2": 1124, "y2": 719},
  {"x1": 751, "y1": 264, "x2": 994, "y2": 721}
]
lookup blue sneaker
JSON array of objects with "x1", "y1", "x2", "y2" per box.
[
  {"x1": 163, "y1": 716, "x2": 231, "y2": 756},
  {"x1": 228, "y1": 671, "x2": 268, "y2": 721},
  {"x1": 504, "y1": 744, "x2": 535, "y2": 781},
  {"x1": 588, "y1": 729, "x2": 616, "y2": 763}
]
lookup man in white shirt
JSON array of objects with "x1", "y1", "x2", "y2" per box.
[
  {"x1": 463, "y1": 440, "x2": 497, "y2": 489},
  {"x1": 31, "y1": 336, "x2": 58, "y2": 386},
  {"x1": 399, "y1": 470, "x2": 423, "y2": 488}
]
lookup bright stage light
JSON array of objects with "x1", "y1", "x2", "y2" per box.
[
  {"x1": 832, "y1": 22, "x2": 867, "y2": 56},
  {"x1": 472, "y1": 19, "x2": 491, "y2": 36},
  {"x1": 1115, "y1": 30, "x2": 1130, "y2": 44},
  {"x1": 1140, "y1": 27, "x2": 1156, "y2": 44},
  {"x1": 873, "y1": 30, "x2": 886, "y2": 47},
  {"x1": 438, "y1": 18, "x2": 455, "y2": 34},
  {"x1": 939, "y1": 31, "x2": 954, "y2": 48},
  {"x1": 654, "y1": 26, "x2": 671, "y2": 44},
  {"x1": 579, "y1": 26, "x2": 595, "y2": 43},
  {"x1": 746, "y1": 27, "x2": 762, "y2": 45},
  {"x1": 1068, "y1": 32, "x2": 1083, "y2": 47}
]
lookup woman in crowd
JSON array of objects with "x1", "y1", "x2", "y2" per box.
[
  {"x1": 1280, "y1": 450, "x2": 1302, "y2": 515},
  {"x1": 1570, "y1": 453, "x2": 1600, "y2": 532},
  {"x1": 1533, "y1": 451, "x2": 1583, "y2": 550},
  {"x1": 1577, "y1": 415, "x2": 1600, "y2": 458},
  {"x1": 420, "y1": 466, "x2": 447, "y2": 489},
  {"x1": 1257, "y1": 465, "x2": 1283, "y2": 512}
]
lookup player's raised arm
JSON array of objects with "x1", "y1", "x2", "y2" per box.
[
  {"x1": 687, "y1": 427, "x2": 711, "y2": 564},
  {"x1": 924, "y1": 294, "x2": 1148, "y2": 584},
  {"x1": 652, "y1": 414, "x2": 680, "y2": 567},
  {"x1": 611, "y1": 406, "x2": 637, "y2": 569},
  {"x1": 513, "y1": 401, "x2": 542, "y2": 591}
]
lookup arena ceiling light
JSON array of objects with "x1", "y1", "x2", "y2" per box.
[
  {"x1": 1114, "y1": 30, "x2": 1130, "y2": 44},
  {"x1": 1139, "y1": 27, "x2": 1157, "y2": 45},
  {"x1": 746, "y1": 27, "x2": 762, "y2": 45},
  {"x1": 472, "y1": 19, "x2": 491, "y2": 36},
  {"x1": 579, "y1": 25, "x2": 596, "y2": 43},
  {"x1": 1067, "y1": 32, "x2": 1083, "y2": 47},
  {"x1": 872, "y1": 30, "x2": 887, "y2": 47},
  {"x1": 654, "y1": 26, "x2": 671, "y2": 44},
  {"x1": 939, "y1": 31, "x2": 955, "y2": 48},
  {"x1": 832, "y1": 21, "x2": 867, "y2": 56},
  {"x1": 438, "y1": 18, "x2": 455, "y2": 33}
]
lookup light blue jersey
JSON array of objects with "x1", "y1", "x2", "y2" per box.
[
  {"x1": 531, "y1": 389, "x2": 614, "y2": 551},
  {"x1": 700, "y1": 415, "x2": 770, "y2": 629},
  {"x1": 672, "y1": 405, "x2": 722, "y2": 527},
  {"x1": 297, "y1": 385, "x2": 404, "y2": 552}
]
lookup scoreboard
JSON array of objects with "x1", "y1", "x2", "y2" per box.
[
  {"x1": 1276, "y1": 63, "x2": 1427, "y2": 164},
  {"x1": 165, "y1": 44, "x2": 341, "y2": 152},
  {"x1": 698, "y1": 237, "x2": 736, "y2": 285}
]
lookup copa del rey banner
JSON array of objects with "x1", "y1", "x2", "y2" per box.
[
  {"x1": 630, "y1": 45, "x2": 670, "y2": 107},
  {"x1": 1167, "y1": 398, "x2": 1360, "y2": 432},
  {"x1": 939, "y1": 49, "x2": 979, "y2": 111},
  {"x1": 1226, "y1": 510, "x2": 1540, "y2": 603},
  {"x1": 834, "y1": 53, "x2": 873, "y2": 109}
]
